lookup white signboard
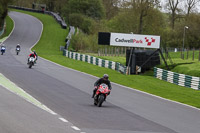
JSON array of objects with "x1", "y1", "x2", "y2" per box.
[{"x1": 110, "y1": 33, "x2": 160, "y2": 49}]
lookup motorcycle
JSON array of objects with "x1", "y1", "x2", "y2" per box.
[
  {"x1": 16, "y1": 47, "x2": 20, "y2": 55},
  {"x1": 28, "y1": 57, "x2": 35, "y2": 68},
  {"x1": 1, "y1": 46, "x2": 6, "y2": 55},
  {"x1": 94, "y1": 83, "x2": 110, "y2": 107}
]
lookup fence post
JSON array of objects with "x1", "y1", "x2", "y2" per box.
[
  {"x1": 111, "y1": 47, "x2": 113, "y2": 56},
  {"x1": 181, "y1": 48, "x2": 183, "y2": 59},
  {"x1": 105, "y1": 47, "x2": 107, "y2": 56},
  {"x1": 117, "y1": 47, "x2": 119, "y2": 56},
  {"x1": 187, "y1": 48, "x2": 189, "y2": 60},
  {"x1": 115, "y1": 47, "x2": 116, "y2": 56},
  {"x1": 98, "y1": 49, "x2": 100, "y2": 56},
  {"x1": 193, "y1": 47, "x2": 195, "y2": 61},
  {"x1": 125, "y1": 47, "x2": 126, "y2": 57},
  {"x1": 199, "y1": 48, "x2": 200, "y2": 61},
  {"x1": 121, "y1": 47, "x2": 123, "y2": 56}
]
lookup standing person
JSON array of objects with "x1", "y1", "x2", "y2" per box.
[{"x1": 92, "y1": 74, "x2": 112, "y2": 98}]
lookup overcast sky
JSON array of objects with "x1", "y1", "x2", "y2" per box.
[{"x1": 160, "y1": 0, "x2": 200, "y2": 13}]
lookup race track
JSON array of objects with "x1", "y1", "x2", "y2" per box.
[{"x1": 0, "y1": 11, "x2": 200, "y2": 133}]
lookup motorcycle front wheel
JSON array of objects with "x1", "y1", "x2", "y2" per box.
[
  {"x1": 29, "y1": 62, "x2": 33, "y2": 68},
  {"x1": 97, "y1": 94, "x2": 105, "y2": 107}
]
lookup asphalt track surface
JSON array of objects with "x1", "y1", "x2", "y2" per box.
[{"x1": 0, "y1": 11, "x2": 200, "y2": 133}]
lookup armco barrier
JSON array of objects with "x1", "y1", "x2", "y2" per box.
[
  {"x1": 65, "y1": 26, "x2": 75, "y2": 49},
  {"x1": 9, "y1": 5, "x2": 67, "y2": 29},
  {"x1": 63, "y1": 49, "x2": 127, "y2": 74},
  {"x1": 154, "y1": 67, "x2": 200, "y2": 90}
]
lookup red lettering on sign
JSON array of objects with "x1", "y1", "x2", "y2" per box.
[{"x1": 133, "y1": 39, "x2": 143, "y2": 44}]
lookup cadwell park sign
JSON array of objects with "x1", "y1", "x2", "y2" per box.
[
  {"x1": 98, "y1": 32, "x2": 160, "y2": 49},
  {"x1": 98, "y1": 32, "x2": 166, "y2": 74}
]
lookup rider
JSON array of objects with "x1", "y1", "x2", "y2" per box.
[
  {"x1": 1, "y1": 43, "x2": 5, "y2": 49},
  {"x1": 1, "y1": 44, "x2": 6, "y2": 52},
  {"x1": 33, "y1": 50, "x2": 38, "y2": 62},
  {"x1": 92, "y1": 74, "x2": 112, "y2": 98},
  {"x1": 16, "y1": 44, "x2": 20, "y2": 49},
  {"x1": 27, "y1": 52, "x2": 36, "y2": 64}
]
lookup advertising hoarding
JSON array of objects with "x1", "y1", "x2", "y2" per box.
[{"x1": 110, "y1": 33, "x2": 160, "y2": 49}]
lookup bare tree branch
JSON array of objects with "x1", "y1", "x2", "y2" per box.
[{"x1": 186, "y1": 0, "x2": 200, "y2": 15}]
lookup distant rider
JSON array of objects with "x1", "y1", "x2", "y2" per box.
[
  {"x1": 16, "y1": 44, "x2": 21, "y2": 49},
  {"x1": 1, "y1": 44, "x2": 6, "y2": 49},
  {"x1": 92, "y1": 74, "x2": 112, "y2": 98},
  {"x1": 1, "y1": 44, "x2": 6, "y2": 53}
]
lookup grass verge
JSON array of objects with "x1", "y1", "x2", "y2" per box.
[
  {"x1": 12, "y1": 9, "x2": 200, "y2": 108},
  {"x1": 0, "y1": 15, "x2": 14, "y2": 39}
]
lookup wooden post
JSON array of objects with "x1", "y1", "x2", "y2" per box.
[
  {"x1": 112, "y1": 47, "x2": 114, "y2": 56},
  {"x1": 125, "y1": 47, "x2": 126, "y2": 57},
  {"x1": 115, "y1": 47, "x2": 116, "y2": 56},
  {"x1": 98, "y1": 49, "x2": 100, "y2": 56},
  {"x1": 166, "y1": 48, "x2": 168, "y2": 60},
  {"x1": 181, "y1": 48, "x2": 182, "y2": 59},
  {"x1": 105, "y1": 47, "x2": 107, "y2": 56},
  {"x1": 193, "y1": 47, "x2": 195, "y2": 61},
  {"x1": 117, "y1": 47, "x2": 119, "y2": 56},
  {"x1": 187, "y1": 48, "x2": 189, "y2": 59},
  {"x1": 199, "y1": 48, "x2": 200, "y2": 61}
]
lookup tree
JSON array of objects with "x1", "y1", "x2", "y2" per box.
[
  {"x1": 0, "y1": 0, "x2": 12, "y2": 28},
  {"x1": 102, "y1": 0, "x2": 119, "y2": 19},
  {"x1": 129, "y1": 0, "x2": 161, "y2": 34},
  {"x1": 185, "y1": 0, "x2": 200, "y2": 15},
  {"x1": 166, "y1": 0, "x2": 182, "y2": 29},
  {"x1": 65, "y1": 0, "x2": 105, "y2": 20},
  {"x1": 183, "y1": 13, "x2": 200, "y2": 48},
  {"x1": 108, "y1": 6, "x2": 166, "y2": 36},
  {"x1": 54, "y1": 0, "x2": 68, "y2": 14}
]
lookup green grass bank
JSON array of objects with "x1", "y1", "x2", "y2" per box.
[
  {"x1": 0, "y1": 15, "x2": 14, "y2": 39},
  {"x1": 11, "y1": 9, "x2": 200, "y2": 108}
]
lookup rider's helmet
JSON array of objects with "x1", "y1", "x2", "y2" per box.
[
  {"x1": 103, "y1": 74, "x2": 109, "y2": 80},
  {"x1": 17, "y1": 44, "x2": 20, "y2": 46}
]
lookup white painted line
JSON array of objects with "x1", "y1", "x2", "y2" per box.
[
  {"x1": 59, "y1": 117, "x2": 68, "y2": 123},
  {"x1": 113, "y1": 82, "x2": 200, "y2": 111},
  {"x1": 71, "y1": 126, "x2": 80, "y2": 131},
  {"x1": 0, "y1": 73, "x2": 57, "y2": 115}
]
